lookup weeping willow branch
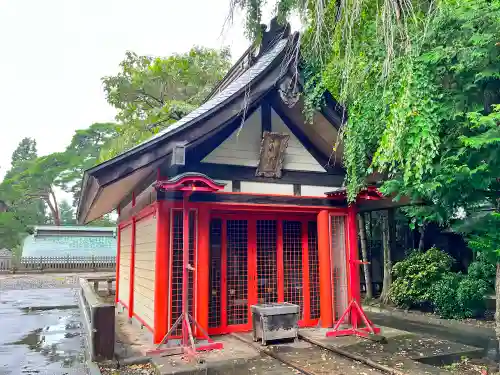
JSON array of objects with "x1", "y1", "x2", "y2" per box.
[{"x1": 228, "y1": 0, "x2": 442, "y2": 200}]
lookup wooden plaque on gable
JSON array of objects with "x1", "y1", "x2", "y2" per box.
[{"x1": 255, "y1": 131, "x2": 290, "y2": 178}]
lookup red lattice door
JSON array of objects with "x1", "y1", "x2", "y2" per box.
[
  {"x1": 208, "y1": 214, "x2": 318, "y2": 333},
  {"x1": 256, "y1": 220, "x2": 278, "y2": 304},
  {"x1": 283, "y1": 220, "x2": 304, "y2": 318},
  {"x1": 169, "y1": 210, "x2": 197, "y2": 335},
  {"x1": 225, "y1": 219, "x2": 252, "y2": 331}
]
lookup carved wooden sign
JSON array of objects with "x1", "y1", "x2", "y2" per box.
[{"x1": 256, "y1": 131, "x2": 290, "y2": 178}]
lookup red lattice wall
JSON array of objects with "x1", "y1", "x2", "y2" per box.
[
  {"x1": 169, "y1": 209, "x2": 197, "y2": 334},
  {"x1": 206, "y1": 214, "x2": 323, "y2": 334}
]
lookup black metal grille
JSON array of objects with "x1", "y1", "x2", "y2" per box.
[
  {"x1": 308, "y1": 221, "x2": 320, "y2": 320},
  {"x1": 208, "y1": 219, "x2": 222, "y2": 328},
  {"x1": 170, "y1": 210, "x2": 196, "y2": 333},
  {"x1": 188, "y1": 211, "x2": 196, "y2": 323},
  {"x1": 257, "y1": 220, "x2": 278, "y2": 304},
  {"x1": 226, "y1": 220, "x2": 248, "y2": 326},
  {"x1": 283, "y1": 220, "x2": 303, "y2": 316}
]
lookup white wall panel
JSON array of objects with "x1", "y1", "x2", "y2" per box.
[
  {"x1": 240, "y1": 181, "x2": 294, "y2": 195},
  {"x1": 202, "y1": 108, "x2": 261, "y2": 167},
  {"x1": 215, "y1": 180, "x2": 232, "y2": 192},
  {"x1": 271, "y1": 109, "x2": 326, "y2": 172},
  {"x1": 118, "y1": 226, "x2": 132, "y2": 306},
  {"x1": 133, "y1": 215, "x2": 157, "y2": 329},
  {"x1": 301, "y1": 185, "x2": 336, "y2": 197}
]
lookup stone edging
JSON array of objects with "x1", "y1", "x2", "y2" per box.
[
  {"x1": 363, "y1": 305, "x2": 495, "y2": 337},
  {"x1": 87, "y1": 360, "x2": 102, "y2": 375}
]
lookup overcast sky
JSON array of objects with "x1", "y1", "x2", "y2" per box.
[{"x1": 0, "y1": 0, "x2": 267, "y2": 182}]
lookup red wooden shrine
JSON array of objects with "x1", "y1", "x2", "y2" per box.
[
  {"x1": 77, "y1": 19, "x2": 408, "y2": 351},
  {"x1": 113, "y1": 174, "x2": 387, "y2": 345}
]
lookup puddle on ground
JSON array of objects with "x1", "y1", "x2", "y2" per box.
[
  {"x1": 20, "y1": 304, "x2": 78, "y2": 313},
  {"x1": 7, "y1": 316, "x2": 85, "y2": 367}
]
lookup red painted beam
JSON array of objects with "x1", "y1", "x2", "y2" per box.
[
  {"x1": 347, "y1": 205, "x2": 361, "y2": 327},
  {"x1": 115, "y1": 228, "x2": 121, "y2": 303},
  {"x1": 154, "y1": 201, "x2": 169, "y2": 344},
  {"x1": 195, "y1": 205, "x2": 210, "y2": 336},
  {"x1": 181, "y1": 195, "x2": 190, "y2": 346},
  {"x1": 301, "y1": 220, "x2": 311, "y2": 323},
  {"x1": 277, "y1": 220, "x2": 284, "y2": 303},
  {"x1": 317, "y1": 210, "x2": 333, "y2": 328},
  {"x1": 128, "y1": 219, "x2": 136, "y2": 319}
]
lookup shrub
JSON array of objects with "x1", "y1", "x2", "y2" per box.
[
  {"x1": 456, "y1": 277, "x2": 489, "y2": 318},
  {"x1": 429, "y1": 273, "x2": 464, "y2": 318},
  {"x1": 467, "y1": 259, "x2": 496, "y2": 291},
  {"x1": 429, "y1": 274, "x2": 489, "y2": 319},
  {"x1": 390, "y1": 247, "x2": 454, "y2": 308}
]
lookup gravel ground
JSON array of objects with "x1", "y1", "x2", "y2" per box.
[
  {"x1": 442, "y1": 357, "x2": 496, "y2": 374},
  {"x1": 99, "y1": 363, "x2": 156, "y2": 375},
  {"x1": 0, "y1": 273, "x2": 81, "y2": 290}
]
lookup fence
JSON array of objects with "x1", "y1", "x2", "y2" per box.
[
  {"x1": 0, "y1": 255, "x2": 116, "y2": 273},
  {"x1": 78, "y1": 276, "x2": 115, "y2": 361}
]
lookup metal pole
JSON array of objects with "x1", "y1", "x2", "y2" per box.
[{"x1": 347, "y1": 205, "x2": 361, "y2": 327}]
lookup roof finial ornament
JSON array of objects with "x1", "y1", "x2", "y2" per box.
[{"x1": 257, "y1": 17, "x2": 291, "y2": 58}]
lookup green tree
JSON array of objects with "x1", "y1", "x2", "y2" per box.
[
  {"x1": 8, "y1": 137, "x2": 38, "y2": 175},
  {"x1": 58, "y1": 122, "x2": 119, "y2": 207},
  {"x1": 0, "y1": 212, "x2": 26, "y2": 250},
  {"x1": 233, "y1": 0, "x2": 499, "y2": 200},
  {"x1": 0, "y1": 122, "x2": 119, "y2": 241},
  {"x1": 100, "y1": 48, "x2": 232, "y2": 160},
  {"x1": 2, "y1": 138, "x2": 46, "y2": 225},
  {"x1": 0, "y1": 138, "x2": 47, "y2": 248},
  {"x1": 87, "y1": 214, "x2": 116, "y2": 227},
  {"x1": 12, "y1": 153, "x2": 69, "y2": 225},
  {"x1": 234, "y1": 0, "x2": 500, "y2": 336},
  {"x1": 59, "y1": 200, "x2": 76, "y2": 225}
]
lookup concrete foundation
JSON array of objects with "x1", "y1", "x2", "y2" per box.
[{"x1": 114, "y1": 311, "x2": 485, "y2": 375}]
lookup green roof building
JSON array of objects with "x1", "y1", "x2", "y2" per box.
[{"x1": 22, "y1": 226, "x2": 116, "y2": 257}]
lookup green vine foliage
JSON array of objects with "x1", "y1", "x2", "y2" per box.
[{"x1": 235, "y1": 0, "x2": 500, "y2": 206}]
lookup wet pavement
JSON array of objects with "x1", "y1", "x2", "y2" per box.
[{"x1": 0, "y1": 277, "x2": 90, "y2": 375}]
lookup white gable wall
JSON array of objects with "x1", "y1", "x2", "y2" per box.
[
  {"x1": 201, "y1": 106, "x2": 327, "y2": 173},
  {"x1": 271, "y1": 109, "x2": 326, "y2": 172},
  {"x1": 201, "y1": 108, "x2": 261, "y2": 167}
]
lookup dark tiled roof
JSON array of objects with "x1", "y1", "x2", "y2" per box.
[{"x1": 125, "y1": 38, "x2": 289, "y2": 154}]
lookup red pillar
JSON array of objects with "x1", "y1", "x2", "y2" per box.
[
  {"x1": 154, "y1": 201, "x2": 170, "y2": 343},
  {"x1": 196, "y1": 205, "x2": 210, "y2": 336},
  {"x1": 347, "y1": 204, "x2": 361, "y2": 326},
  {"x1": 115, "y1": 227, "x2": 121, "y2": 303},
  {"x1": 277, "y1": 220, "x2": 284, "y2": 303},
  {"x1": 128, "y1": 219, "x2": 136, "y2": 319},
  {"x1": 301, "y1": 220, "x2": 311, "y2": 324},
  {"x1": 317, "y1": 210, "x2": 333, "y2": 328}
]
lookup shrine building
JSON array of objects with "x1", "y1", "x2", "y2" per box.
[{"x1": 77, "y1": 20, "x2": 403, "y2": 345}]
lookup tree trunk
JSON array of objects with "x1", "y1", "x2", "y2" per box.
[
  {"x1": 43, "y1": 190, "x2": 60, "y2": 226},
  {"x1": 418, "y1": 225, "x2": 426, "y2": 251},
  {"x1": 49, "y1": 188, "x2": 60, "y2": 225},
  {"x1": 495, "y1": 262, "x2": 500, "y2": 362},
  {"x1": 358, "y1": 213, "x2": 373, "y2": 300},
  {"x1": 380, "y1": 212, "x2": 393, "y2": 305}
]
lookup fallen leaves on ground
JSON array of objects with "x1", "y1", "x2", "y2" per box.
[{"x1": 99, "y1": 362, "x2": 156, "y2": 375}]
